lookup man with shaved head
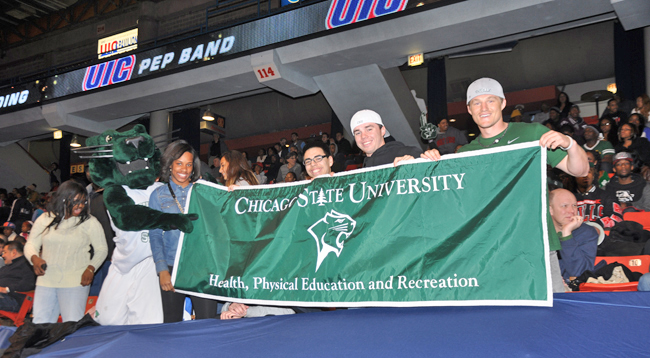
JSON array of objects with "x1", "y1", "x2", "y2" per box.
[{"x1": 549, "y1": 189, "x2": 599, "y2": 284}]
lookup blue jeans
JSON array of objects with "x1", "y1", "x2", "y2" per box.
[
  {"x1": 638, "y1": 273, "x2": 650, "y2": 291},
  {"x1": 32, "y1": 285, "x2": 90, "y2": 324},
  {"x1": 0, "y1": 293, "x2": 20, "y2": 312}
]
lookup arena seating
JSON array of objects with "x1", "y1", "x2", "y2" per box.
[
  {"x1": 0, "y1": 291, "x2": 34, "y2": 327},
  {"x1": 579, "y1": 255, "x2": 650, "y2": 292}
]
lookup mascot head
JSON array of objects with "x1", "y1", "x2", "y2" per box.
[{"x1": 81, "y1": 124, "x2": 161, "y2": 190}]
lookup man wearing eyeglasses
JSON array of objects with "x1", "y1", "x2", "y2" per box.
[{"x1": 302, "y1": 142, "x2": 335, "y2": 179}]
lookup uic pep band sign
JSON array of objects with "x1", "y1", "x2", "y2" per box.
[{"x1": 172, "y1": 143, "x2": 553, "y2": 308}]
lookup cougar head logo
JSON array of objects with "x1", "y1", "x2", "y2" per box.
[
  {"x1": 419, "y1": 112, "x2": 438, "y2": 140},
  {"x1": 308, "y1": 210, "x2": 357, "y2": 272}
]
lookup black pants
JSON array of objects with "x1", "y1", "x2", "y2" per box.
[{"x1": 161, "y1": 266, "x2": 218, "y2": 323}]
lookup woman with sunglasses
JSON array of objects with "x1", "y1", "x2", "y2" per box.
[{"x1": 25, "y1": 180, "x2": 107, "y2": 323}]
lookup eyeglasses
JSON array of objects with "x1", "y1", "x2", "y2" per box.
[
  {"x1": 601, "y1": 123, "x2": 611, "y2": 126},
  {"x1": 304, "y1": 155, "x2": 326, "y2": 166}
]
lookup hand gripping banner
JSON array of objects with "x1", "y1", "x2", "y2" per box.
[{"x1": 172, "y1": 142, "x2": 552, "y2": 307}]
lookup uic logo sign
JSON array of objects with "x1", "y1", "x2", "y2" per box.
[
  {"x1": 326, "y1": 0, "x2": 409, "y2": 29},
  {"x1": 309, "y1": 210, "x2": 357, "y2": 272}
]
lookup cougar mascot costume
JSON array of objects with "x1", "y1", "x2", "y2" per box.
[{"x1": 80, "y1": 125, "x2": 197, "y2": 325}]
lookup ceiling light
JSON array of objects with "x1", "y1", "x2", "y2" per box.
[
  {"x1": 53, "y1": 130, "x2": 62, "y2": 139},
  {"x1": 70, "y1": 134, "x2": 81, "y2": 147},
  {"x1": 203, "y1": 108, "x2": 215, "y2": 121},
  {"x1": 607, "y1": 83, "x2": 617, "y2": 94}
]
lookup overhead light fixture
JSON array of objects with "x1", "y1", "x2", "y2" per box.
[
  {"x1": 53, "y1": 130, "x2": 62, "y2": 139},
  {"x1": 70, "y1": 134, "x2": 81, "y2": 147},
  {"x1": 416, "y1": 2, "x2": 424, "y2": 6},
  {"x1": 202, "y1": 108, "x2": 215, "y2": 121},
  {"x1": 468, "y1": 133, "x2": 476, "y2": 137},
  {"x1": 449, "y1": 119, "x2": 456, "y2": 122},
  {"x1": 607, "y1": 83, "x2": 617, "y2": 94}
]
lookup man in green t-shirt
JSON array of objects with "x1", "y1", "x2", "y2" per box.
[
  {"x1": 421, "y1": 77, "x2": 589, "y2": 293},
  {"x1": 582, "y1": 125, "x2": 614, "y2": 164}
]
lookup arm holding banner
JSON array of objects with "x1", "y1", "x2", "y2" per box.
[{"x1": 540, "y1": 131, "x2": 589, "y2": 177}]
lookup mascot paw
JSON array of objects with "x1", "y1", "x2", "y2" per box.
[{"x1": 165, "y1": 213, "x2": 198, "y2": 233}]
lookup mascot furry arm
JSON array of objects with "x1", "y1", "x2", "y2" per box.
[{"x1": 81, "y1": 124, "x2": 197, "y2": 232}]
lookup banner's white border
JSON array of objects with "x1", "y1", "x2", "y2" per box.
[{"x1": 173, "y1": 141, "x2": 553, "y2": 307}]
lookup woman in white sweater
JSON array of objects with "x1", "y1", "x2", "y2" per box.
[{"x1": 25, "y1": 180, "x2": 107, "y2": 323}]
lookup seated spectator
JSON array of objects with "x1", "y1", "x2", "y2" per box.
[
  {"x1": 556, "y1": 91, "x2": 573, "y2": 119},
  {"x1": 531, "y1": 103, "x2": 550, "y2": 124},
  {"x1": 20, "y1": 221, "x2": 31, "y2": 240},
  {"x1": 429, "y1": 118, "x2": 468, "y2": 155},
  {"x1": 628, "y1": 113, "x2": 650, "y2": 140},
  {"x1": 574, "y1": 166, "x2": 621, "y2": 229},
  {"x1": 549, "y1": 189, "x2": 599, "y2": 281},
  {"x1": 614, "y1": 123, "x2": 650, "y2": 168},
  {"x1": 605, "y1": 152, "x2": 650, "y2": 212},
  {"x1": 2, "y1": 222, "x2": 16, "y2": 242},
  {"x1": 253, "y1": 164, "x2": 267, "y2": 185},
  {"x1": 266, "y1": 154, "x2": 281, "y2": 184},
  {"x1": 547, "y1": 106, "x2": 562, "y2": 129},
  {"x1": 275, "y1": 142, "x2": 288, "y2": 164},
  {"x1": 26, "y1": 185, "x2": 39, "y2": 206},
  {"x1": 334, "y1": 132, "x2": 352, "y2": 155},
  {"x1": 582, "y1": 125, "x2": 614, "y2": 164},
  {"x1": 276, "y1": 152, "x2": 302, "y2": 183},
  {"x1": 599, "y1": 117, "x2": 619, "y2": 147},
  {"x1": 329, "y1": 142, "x2": 346, "y2": 173},
  {"x1": 600, "y1": 98, "x2": 627, "y2": 125},
  {"x1": 559, "y1": 105, "x2": 587, "y2": 141},
  {"x1": 291, "y1": 132, "x2": 306, "y2": 152},
  {"x1": 284, "y1": 172, "x2": 297, "y2": 183},
  {"x1": 321, "y1": 132, "x2": 330, "y2": 144},
  {"x1": 542, "y1": 119, "x2": 555, "y2": 131},
  {"x1": 7, "y1": 187, "x2": 32, "y2": 235},
  {"x1": 241, "y1": 151, "x2": 252, "y2": 168},
  {"x1": 639, "y1": 273, "x2": 650, "y2": 291},
  {"x1": 509, "y1": 108, "x2": 523, "y2": 122},
  {"x1": 0, "y1": 242, "x2": 5, "y2": 269},
  {"x1": 558, "y1": 123, "x2": 572, "y2": 137},
  {"x1": 289, "y1": 144, "x2": 303, "y2": 165},
  {"x1": 631, "y1": 94, "x2": 650, "y2": 119},
  {"x1": 255, "y1": 148, "x2": 267, "y2": 164},
  {"x1": 31, "y1": 199, "x2": 47, "y2": 223},
  {"x1": 585, "y1": 150, "x2": 610, "y2": 189},
  {"x1": 0, "y1": 241, "x2": 37, "y2": 312}
]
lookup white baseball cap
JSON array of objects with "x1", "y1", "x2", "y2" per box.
[
  {"x1": 466, "y1": 77, "x2": 505, "y2": 104},
  {"x1": 350, "y1": 109, "x2": 383, "y2": 130}
]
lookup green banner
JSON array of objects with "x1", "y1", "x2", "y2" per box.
[{"x1": 172, "y1": 142, "x2": 552, "y2": 307}]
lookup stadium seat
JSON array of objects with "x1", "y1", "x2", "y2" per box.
[
  {"x1": 0, "y1": 291, "x2": 34, "y2": 326},
  {"x1": 579, "y1": 255, "x2": 650, "y2": 292},
  {"x1": 345, "y1": 164, "x2": 362, "y2": 171},
  {"x1": 623, "y1": 212, "x2": 650, "y2": 229}
]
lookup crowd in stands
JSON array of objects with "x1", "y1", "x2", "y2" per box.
[{"x1": 0, "y1": 80, "x2": 649, "y2": 327}]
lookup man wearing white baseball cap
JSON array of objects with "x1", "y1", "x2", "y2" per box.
[
  {"x1": 423, "y1": 77, "x2": 589, "y2": 293},
  {"x1": 350, "y1": 109, "x2": 424, "y2": 167}
]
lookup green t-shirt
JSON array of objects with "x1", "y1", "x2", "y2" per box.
[
  {"x1": 459, "y1": 122, "x2": 568, "y2": 251},
  {"x1": 583, "y1": 139, "x2": 615, "y2": 157}
]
